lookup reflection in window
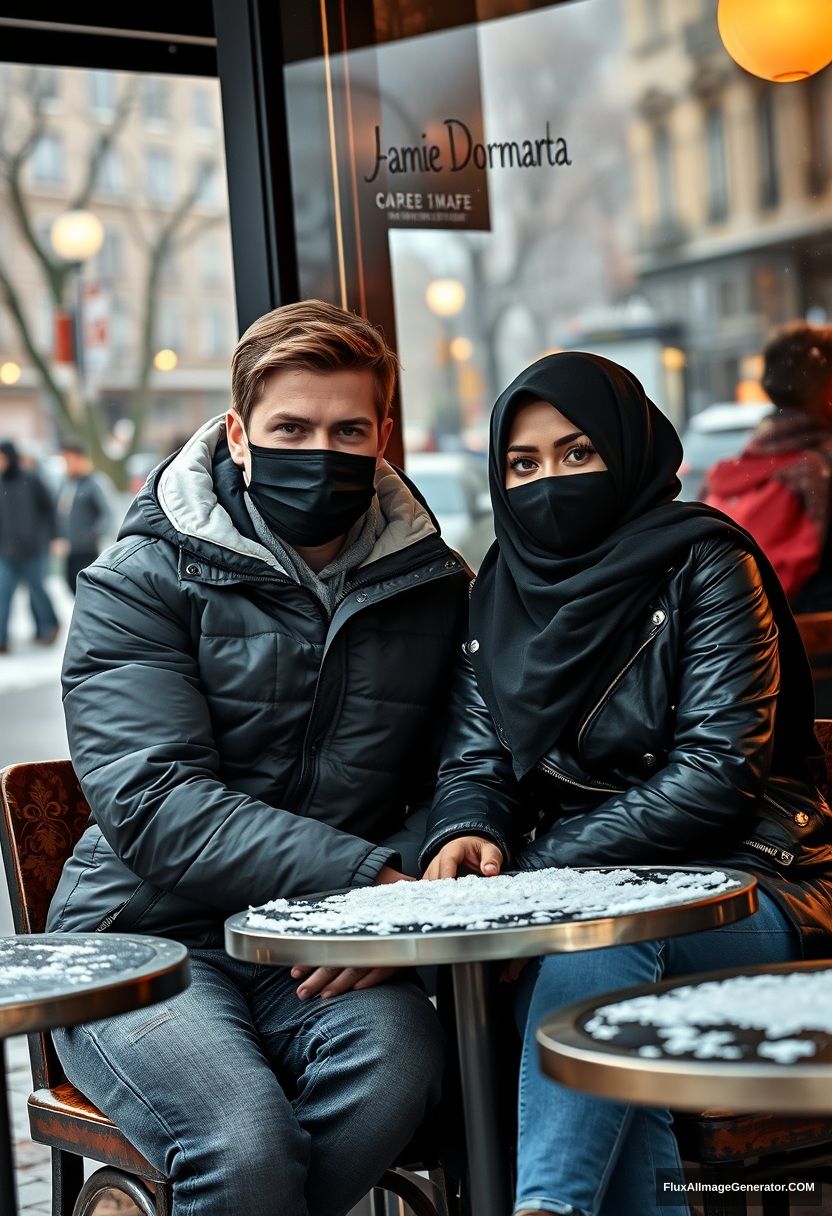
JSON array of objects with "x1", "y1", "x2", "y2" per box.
[
  {"x1": 97, "y1": 228, "x2": 124, "y2": 281},
  {"x1": 757, "y1": 91, "x2": 779, "y2": 211},
  {"x1": 192, "y1": 87, "x2": 214, "y2": 134},
  {"x1": 705, "y1": 107, "x2": 728, "y2": 223},
  {"x1": 195, "y1": 158, "x2": 219, "y2": 207},
  {"x1": 31, "y1": 132, "x2": 64, "y2": 185},
  {"x1": 654, "y1": 125, "x2": 675, "y2": 223},
  {"x1": 94, "y1": 146, "x2": 124, "y2": 197},
  {"x1": 158, "y1": 298, "x2": 184, "y2": 353},
  {"x1": 143, "y1": 78, "x2": 170, "y2": 125},
  {"x1": 88, "y1": 70, "x2": 117, "y2": 118},
  {"x1": 200, "y1": 302, "x2": 228, "y2": 357},
  {"x1": 146, "y1": 149, "x2": 174, "y2": 204},
  {"x1": 806, "y1": 75, "x2": 830, "y2": 197},
  {"x1": 199, "y1": 236, "x2": 225, "y2": 285}
]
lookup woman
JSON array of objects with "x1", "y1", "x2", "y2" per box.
[
  {"x1": 420, "y1": 353, "x2": 832, "y2": 1216},
  {"x1": 0, "y1": 439, "x2": 59, "y2": 654}
]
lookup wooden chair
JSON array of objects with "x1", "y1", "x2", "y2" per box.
[
  {"x1": 795, "y1": 614, "x2": 832, "y2": 718},
  {"x1": 673, "y1": 717, "x2": 832, "y2": 1215},
  {"x1": 0, "y1": 760, "x2": 448, "y2": 1216}
]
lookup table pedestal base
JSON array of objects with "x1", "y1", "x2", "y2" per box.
[{"x1": 452, "y1": 961, "x2": 513, "y2": 1216}]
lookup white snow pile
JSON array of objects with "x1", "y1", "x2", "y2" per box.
[
  {"x1": 585, "y1": 970, "x2": 832, "y2": 1065},
  {"x1": 246, "y1": 867, "x2": 740, "y2": 937},
  {"x1": 0, "y1": 938, "x2": 153, "y2": 1004}
]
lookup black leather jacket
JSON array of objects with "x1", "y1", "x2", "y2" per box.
[{"x1": 420, "y1": 538, "x2": 832, "y2": 956}]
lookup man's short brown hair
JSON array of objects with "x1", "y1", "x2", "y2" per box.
[{"x1": 231, "y1": 300, "x2": 398, "y2": 427}]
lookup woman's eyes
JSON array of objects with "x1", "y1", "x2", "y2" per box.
[
  {"x1": 508, "y1": 456, "x2": 539, "y2": 475},
  {"x1": 563, "y1": 442, "x2": 596, "y2": 465}
]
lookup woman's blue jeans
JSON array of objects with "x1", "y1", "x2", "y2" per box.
[{"x1": 512, "y1": 890, "x2": 799, "y2": 1216}]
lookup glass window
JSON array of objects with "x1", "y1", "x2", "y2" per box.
[
  {"x1": 705, "y1": 107, "x2": 728, "y2": 223},
  {"x1": 758, "y1": 91, "x2": 779, "y2": 210},
  {"x1": 146, "y1": 148, "x2": 174, "y2": 204},
  {"x1": 31, "y1": 132, "x2": 64, "y2": 185},
  {"x1": 654, "y1": 125, "x2": 675, "y2": 223},
  {"x1": 195, "y1": 158, "x2": 220, "y2": 207},
  {"x1": 88, "y1": 70, "x2": 117, "y2": 118},
  {"x1": 157, "y1": 297, "x2": 185, "y2": 353},
  {"x1": 94, "y1": 146, "x2": 125, "y2": 197},
  {"x1": 143, "y1": 78, "x2": 170, "y2": 125},
  {"x1": 806, "y1": 74, "x2": 830, "y2": 196},
  {"x1": 199, "y1": 236, "x2": 225, "y2": 285},
  {"x1": 192, "y1": 87, "x2": 215, "y2": 134},
  {"x1": 96, "y1": 227, "x2": 124, "y2": 281},
  {"x1": 200, "y1": 302, "x2": 228, "y2": 357},
  {"x1": 31, "y1": 67, "x2": 60, "y2": 111}
]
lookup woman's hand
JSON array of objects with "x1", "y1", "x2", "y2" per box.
[
  {"x1": 292, "y1": 964, "x2": 398, "y2": 999},
  {"x1": 423, "y1": 835, "x2": 504, "y2": 881}
]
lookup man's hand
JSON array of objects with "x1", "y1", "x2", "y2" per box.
[
  {"x1": 292, "y1": 964, "x2": 397, "y2": 999},
  {"x1": 423, "y1": 835, "x2": 503, "y2": 881},
  {"x1": 373, "y1": 865, "x2": 416, "y2": 885}
]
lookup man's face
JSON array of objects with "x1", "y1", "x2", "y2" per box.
[
  {"x1": 227, "y1": 367, "x2": 393, "y2": 481},
  {"x1": 61, "y1": 450, "x2": 82, "y2": 478},
  {"x1": 0, "y1": 452, "x2": 7, "y2": 476}
]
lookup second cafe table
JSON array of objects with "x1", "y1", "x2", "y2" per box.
[{"x1": 226, "y1": 865, "x2": 757, "y2": 1216}]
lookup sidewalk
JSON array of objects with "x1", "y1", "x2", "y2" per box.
[{"x1": 0, "y1": 574, "x2": 73, "y2": 697}]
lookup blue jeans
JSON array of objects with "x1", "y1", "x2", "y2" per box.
[
  {"x1": 0, "y1": 554, "x2": 59, "y2": 646},
  {"x1": 512, "y1": 891, "x2": 800, "y2": 1216},
  {"x1": 53, "y1": 950, "x2": 444, "y2": 1216}
]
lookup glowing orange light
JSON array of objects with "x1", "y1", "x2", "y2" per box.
[{"x1": 718, "y1": 0, "x2": 832, "y2": 83}]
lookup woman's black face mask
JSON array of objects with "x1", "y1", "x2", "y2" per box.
[
  {"x1": 245, "y1": 441, "x2": 378, "y2": 548},
  {"x1": 507, "y1": 470, "x2": 618, "y2": 555}
]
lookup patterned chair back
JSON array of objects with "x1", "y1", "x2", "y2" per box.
[{"x1": 0, "y1": 760, "x2": 92, "y2": 1087}]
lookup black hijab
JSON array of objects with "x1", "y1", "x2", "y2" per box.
[{"x1": 469, "y1": 351, "x2": 820, "y2": 781}]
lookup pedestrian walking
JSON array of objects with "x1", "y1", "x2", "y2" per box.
[
  {"x1": 56, "y1": 439, "x2": 113, "y2": 593},
  {"x1": 0, "y1": 439, "x2": 60, "y2": 654}
]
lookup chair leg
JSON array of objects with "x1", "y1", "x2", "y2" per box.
[
  {"x1": 376, "y1": 1169, "x2": 443, "y2": 1216},
  {"x1": 71, "y1": 1166, "x2": 156, "y2": 1216},
  {"x1": 154, "y1": 1181, "x2": 174, "y2": 1216},
  {"x1": 700, "y1": 1166, "x2": 747, "y2": 1216},
  {"x1": 51, "y1": 1148, "x2": 83, "y2": 1216}
]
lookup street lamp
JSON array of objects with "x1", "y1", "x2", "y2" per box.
[
  {"x1": 50, "y1": 209, "x2": 104, "y2": 384},
  {"x1": 426, "y1": 278, "x2": 467, "y2": 442}
]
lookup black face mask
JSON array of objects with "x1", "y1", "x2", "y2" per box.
[
  {"x1": 508, "y1": 471, "x2": 618, "y2": 555},
  {"x1": 246, "y1": 444, "x2": 378, "y2": 547}
]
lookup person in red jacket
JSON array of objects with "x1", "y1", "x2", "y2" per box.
[{"x1": 703, "y1": 321, "x2": 832, "y2": 610}]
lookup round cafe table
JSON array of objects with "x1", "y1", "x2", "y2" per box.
[
  {"x1": 226, "y1": 865, "x2": 756, "y2": 1216},
  {"x1": 0, "y1": 933, "x2": 190, "y2": 1215},
  {"x1": 537, "y1": 959, "x2": 832, "y2": 1114}
]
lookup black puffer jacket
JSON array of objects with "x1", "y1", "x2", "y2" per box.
[
  {"x1": 0, "y1": 467, "x2": 56, "y2": 559},
  {"x1": 47, "y1": 418, "x2": 514, "y2": 946},
  {"x1": 421, "y1": 539, "x2": 832, "y2": 956}
]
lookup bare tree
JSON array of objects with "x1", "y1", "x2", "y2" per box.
[{"x1": 0, "y1": 69, "x2": 223, "y2": 488}]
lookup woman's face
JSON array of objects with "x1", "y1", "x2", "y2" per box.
[{"x1": 504, "y1": 399, "x2": 608, "y2": 489}]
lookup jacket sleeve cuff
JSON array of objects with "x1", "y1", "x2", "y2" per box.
[
  {"x1": 418, "y1": 819, "x2": 511, "y2": 873},
  {"x1": 351, "y1": 845, "x2": 400, "y2": 887}
]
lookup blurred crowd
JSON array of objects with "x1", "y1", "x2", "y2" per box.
[{"x1": 0, "y1": 438, "x2": 112, "y2": 655}]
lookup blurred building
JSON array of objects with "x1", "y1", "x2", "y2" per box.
[
  {"x1": 0, "y1": 63, "x2": 236, "y2": 459},
  {"x1": 625, "y1": 0, "x2": 832, "y2": 413}
]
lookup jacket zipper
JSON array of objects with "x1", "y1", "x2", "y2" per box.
[
  {"x1": 536, "y1": 758, "x2": 625, "y2": 794},
  {"x1": 288, "y1": 557, "x2": 462, "y2": 811},
  {"x1": 576, "y1": 616, "x2": 666, "y2": 758}
]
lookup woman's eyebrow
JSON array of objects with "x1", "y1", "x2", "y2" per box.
[
  {"x1": 506, "y1": 444, "x2": 539, "y2": 454},
  {"x1": 553, "y1": 430, "x2": 586, "y2": 449}
]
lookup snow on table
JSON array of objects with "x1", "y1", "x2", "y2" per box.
[
  {"x1": 585, "y1": 970, "x2": 832, "y2": 1065},
  {"x1": 0, "y1": 938, "x2": 156, "y2": 1005},
  {"x1": 246, "y1": 867, "x2": 740, "y2": 937}
]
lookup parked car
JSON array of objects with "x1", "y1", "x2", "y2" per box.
[
  {"x1": 678, "y1": 401, "x2": 772, "y2": 501},
  {"x1": 406, "y1": 451, "x2": 494, "y2": 571}
]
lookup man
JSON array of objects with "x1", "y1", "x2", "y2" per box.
[
  {"x1": 46, "y1": 300, "x2": 513, "y2": 1216},
  {"x1": 0, "y1": 439, "x2": 59, "y2": 654},
  {"x1": 55, "y1": 439, "x2": 113, "y2": 592}
]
